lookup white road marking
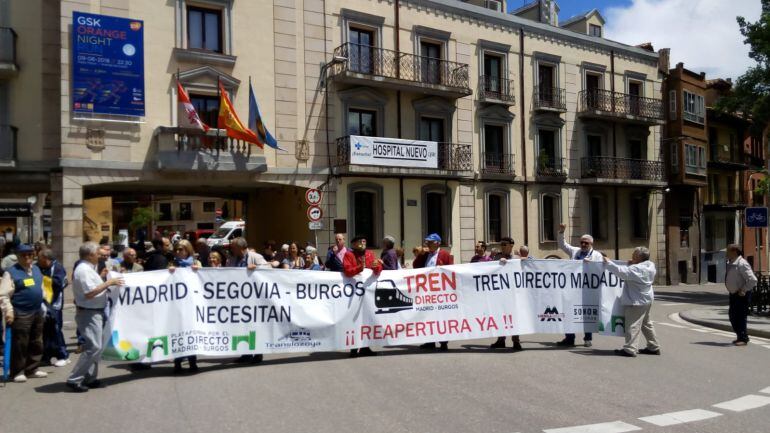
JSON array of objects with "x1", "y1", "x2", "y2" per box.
[
  {"x1": 658, "y1": 322, "x2": 686, "y2": 329},
  {"x1": 639, "y1": 409, "x2": 722, "y2": 426},
  {"x1": 760, "y1": 387, "x2": 770, "y2": 394},
  {"x1": 662, "y1": 302, "x2": 685, "y2": 306},
  {"x1": 543, "y1": 421, "x2": 642, "y2": 433},
  {"x1": 762, "y1": 345, "x2": 770, "y2": 350},
  {"x1": 713, "y1": 394, "x2": 770, "y2": 412}
]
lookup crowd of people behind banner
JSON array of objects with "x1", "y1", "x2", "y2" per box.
[{"x1": 0, "y1": 223, "x2": 758, "y2": 392}]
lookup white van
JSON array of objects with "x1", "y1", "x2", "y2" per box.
[{"x1": 207, "y1": 221, "x2": 245, "y2": 248}]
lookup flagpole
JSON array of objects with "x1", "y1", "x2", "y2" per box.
[{"x1": 217, "y1": 75, "x2": 221, "y2": 149}]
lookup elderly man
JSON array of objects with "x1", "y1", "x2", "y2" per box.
[
  {"x1": 98, "y1": 243, "x2": 120, "y2": 275},
  {"x1": 120, "y1": 248, "x2": 143, "y2": 273},
  {"x1": 603, "y1": 247, "x2": 660, "y2": 357},
  {"x1": 557, "y1": 223, "x2": 603, "y2": 347},
  {"x1": 490, "y1": 237, "x2": 522, "y2": 351},
  {"x1": 344, "y1": 236, "x2": 382, "y2": 357},
  {"x1": 725, "y1": 244, "x2": 757, "y2": 346},
  {"x1": 67, "y1": 242, "x2": 124, "y2": 392},
  {"x1": 37, "y1": 248, "x2": 70, "y2": 367},
  {"x1": 519, "y1": 245, "x2": 533, "y2": 259},
  {"x1": 380, "y1": 235, "x2": 399, "y2": 271},
  {"x1": 414, "y1": 233, "x2": 454, "y2": 351},
  {"x1": 0, "y1": 244, "x2": 48, "y2": 382},
  {"x1": 325, "y1": 233, "x2": 348, "y2": 272},
  {"x1": 227, "y1": 237, "x2": 270, "y2": 269}
]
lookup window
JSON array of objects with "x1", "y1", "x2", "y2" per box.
[
  {"x1": 537, "y1": 129, "x2": 558, "y2": 168},
  {"x1": 483, "y1": 53, "x2": 503, "y2": 96},
  {"x1": 727, "y1": 176, "x2": 735, "y2": 203},
  {"x1": 189, "y1": 94, "x2": 219, "y2": 129},
  {"x1": 203, "y1": 201, "x2": 216, "y2": 212},
  {"x1": 669, "y1": 90, "x2": 677, "y2": 120},
  {"x1": 349, "y1": 184, "x2": 383, "y2": 247},
  {"x1": 629, "y1": 138, "x2": 646, "y2": 160},
  {"x1": 537, "y1": 63, "x2": 556, "y2": 105},
  {"x1": 179, "y1": 203, "x2": 192, "y2": 220},
  {"x1": 631, "y1": 194, "x2": 649, "y2": 239},
  {"x1": 685, "y1": 144, "x2": 698, "y2": 174},
  {"x1": 698, "y1": 147, "x2": 707, "y2": 170},
  {"x1": 347, "y1": 109, "x2": 377, "y2": 136},
  {"x1": 671, "y1": 143, "x2": 679, "y2": 173},
  {"x1": 348, "y1": 28, "x2": 375, "y2": 74},
  {"x1": 425, "y1": 191, "x2": 449, "y2": 243},
  {"x1": 540, "y1": 193, "x2": 560, "y2": 243},
  {"x1": 587, "y1": 134, "x2": 602, "y2": 157},
  {"x1": 483, "y1": 124, "x2": 506, "y2": 171},
  {"x1": 486, "y1": 192, "x2": 509, "y2": 243},
  {"x1": 420, "y1": 41, "x2": 443, "y2": 84},
  {"x1": 679, "y1": 216, "x2": 690, "y2": 248},
  {"x1": 589, "y1": 24, "x2": 602, "y2": 37},
  {"x1": 159, "y1": 203, "x2": 172, "y2": 221},
  {"x1": 683, "y1": 90, "x2": 705, "y2": 124},
  {"x1": 585, "y1": 73, "x2": 601, "y2": 109},
  {"x1": 589, "y1": 196, "x2": 607, "y2": 240},
  {"x1": 187, "y1": 6, "x2": 222, "y2": 52},
  {"x1": 628, "y1": 81, "x2": 642, "y2": 115},
  {"x1": 419, "y1": 117, "x2": 445, "y2": 142}
]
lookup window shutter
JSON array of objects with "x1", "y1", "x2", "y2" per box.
[{"x1": 669, "y1": 90, "x2": 676, "y2": 120}]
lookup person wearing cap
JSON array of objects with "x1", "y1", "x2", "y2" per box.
[
  {"x1": 490, "y1": 237, "x2": 522, "y2": 351},
  {"x1": 414, "y1": 233, "x2": 454, "y2": 351},
  {"x1": 0, "y1": 244, "x2": 49, "y2": 382},
  {"x1": 343, "y1": 235, "x2": 382, "y2": 357},
  {"x1": 381, "y1": 235, "x2": 399, "y2": 271},
  {"x1": 557, "y1": 223, "x2": 603, "y2": 348}
]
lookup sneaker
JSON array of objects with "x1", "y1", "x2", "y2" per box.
[
  {"x1": 51, "y1": 358, "x2": 69, "y2": 367},
  {"x1": 734, "y1": 341, "x2": 748, "y2": 346},
  {"x1": 66, "y1": 383, "x2": 89, "y2": 393},
  {"x1": 614, "y1": 349, "x2": 637, "y2": 357},
  {"x1": 13, "y1": 374, "x2": 27, "y2": 383},
  {"x1": 584, "y1": 340, "x2": 593, "y2": 348},
  {"x1": 638, "y1": 348, "x2": 661, "y2": 355},
  {"x1": 30, "y1": 370, "x2": 48, "y2": 378}
]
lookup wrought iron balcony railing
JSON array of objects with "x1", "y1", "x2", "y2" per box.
[
  {"x1": 0, "y1": 27, "x2": 17, "y2": 67},
  {"x1": 479, "y1": 75, "x2": 514, "y2": 103},
  {"x1": 0, "y1": 124, "x2": 17, "y2": 163},
  {"x1": 703, "y1": 198, "x2": 747, "y2": 208},
  {"x1": 708, "y1": 152, "x2": 750, "y2": 169},
  {"x1": 581, "y1": 156, "x2": 665, "y2": 182},
  {"x1": 481, "y1": 152, "x2": 514, "y2": 175},
  {"x1": 336, "y1": 136, "x2": 472, "y2": 172},
  {"x1": 331, "y1": 43, "x2": 471, "y2": 92},
  {"x1": 536, "y1": 156, "x2": 567, "y2": 178},
  {"x1": 533, "y1": 86, "x2": 566, "y2": 111},
  {"x1": 578, "y1": 89, "x2": 664, "y2": 122}
]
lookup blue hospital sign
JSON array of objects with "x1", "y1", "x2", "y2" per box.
[
  {"x1": 746, "y1": 207, "x2": 768, "y2": 228},
  {"x1": 72, "y1": 12, "x2": 145, "y2": 117}
]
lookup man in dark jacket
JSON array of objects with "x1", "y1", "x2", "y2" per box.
[
  {"x1": 414, "y1": 233, "x2": 453, "y2": 351},
  {"x1": 142, "y1": 238, "x2": 170, "y2": 271},
  {"x1": 37, "y1": 248, "x2": 70, "y2": 367},
  {"x1": 380, "y1": 235, "x2": 399, "y2": 271},
  {"x1": 325, "y1": 233, "x2": 347, "y2": 272}
]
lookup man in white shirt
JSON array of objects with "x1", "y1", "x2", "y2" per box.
[
  {"x1": 725, "y1": 244, "x2": 757, "y2": 346},
  {"x1": 557, "y1": 223, "x2": 603, "y2": 347},
  {"x1": 603, "y1": 247, "x2": 660, "y2": 357},
  {"x1": 66, "y1": 242, "x2": 124, "y2": 392}
]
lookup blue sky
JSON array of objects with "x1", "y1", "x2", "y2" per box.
[{"x1": 508, "y1": 0, "x2": 633, "y2": 21}]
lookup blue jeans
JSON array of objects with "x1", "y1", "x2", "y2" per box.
[
  {"x1": 728, "y1": 291, "x2": 752, "y2": 342},
  {"x1": 43, "y1": 308, "x2": 69, "y2": 361}
]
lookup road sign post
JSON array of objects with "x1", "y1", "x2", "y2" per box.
[{"x1": 746, "y1": 207, "x2": 768, "y2": 276}]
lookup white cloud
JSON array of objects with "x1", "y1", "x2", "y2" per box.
[{"x1": 604, "y1": 0, "x2": 762, "y2": 80}]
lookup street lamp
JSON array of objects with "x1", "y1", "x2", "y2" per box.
[{"x1": 26, "y1": 195, "x2": 37, "y2": 244}]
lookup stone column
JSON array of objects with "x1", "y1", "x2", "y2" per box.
[{"x1": 50, "y1": 171, "x2": 84, "y2": 271}]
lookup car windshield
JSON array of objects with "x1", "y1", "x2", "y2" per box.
[{"x1": 209, "y1": 227, "x2": 231, "y2": 239}]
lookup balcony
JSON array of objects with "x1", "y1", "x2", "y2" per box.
[
  {"x1": 0, "y1": 28, "x2": 18, "y2": 78},
  {"x1": 580, "y1": 156, "x2": 665, "y2": 185},
  {"x1": 330, "y1": 43, "x2": 472, "y2": 98},
  {"x1": 336, "y1": 135, "x2": 472, "y2": 177},
  {"x1": 479, "y1": 75, "x2": 515, "y2": 105},
  {"x1": 481, "y1": 152, "x2": 515, "y2": 176},
  {"x1": 0, "y1": 124, "x2": 17, "y2": 166},
  {"x1": 578, "y1": 89, "x2": 664, "y2": 125},
  {"x1": 533, "y1": 86, "x2": 567, "y2": 112},
  {"x1": 708, "y1": 152, "x2": 749, "y2": 170},
  {"x1": 536, "y1": 157, "x2": 567, "y2": 180},
  {"x1": 154, "y1": 127, "x2": 267, "y2": 172},
  {"x1": 703, "y1": 198, "x2": 747, "y2": 210}
]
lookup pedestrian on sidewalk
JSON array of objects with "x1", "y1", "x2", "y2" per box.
[
  {"x1": 725, "y1": 244, "x2": 757, "y2": 346},
  {"x1": 602, "y1": 247, "x2": 660, "y2": 357},
  {"x1": 556, "y1": 223, "x2": 603, "y2": 348}
]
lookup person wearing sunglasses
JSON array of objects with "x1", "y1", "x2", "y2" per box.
[{"x1": 556, "y1": 223, "x2": 603, "y2": 348}]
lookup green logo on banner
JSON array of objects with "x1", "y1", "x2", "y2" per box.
[
  {"x1": 598, "y1": 315, "x2": 626, "y2": 333},
  {"x1": 146, "y1": 336, "x2": 169, "y2": 357},
  {"x1": 231, "y1": 331, "x2": 256, "y2": 350}
]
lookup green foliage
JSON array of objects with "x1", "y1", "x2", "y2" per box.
[
  {"x1": 128, "y1": 207, "x2": 160, "y2": 231},
  {"x1": 755, "y1": 172, "x2": 770, "y2": 196}
]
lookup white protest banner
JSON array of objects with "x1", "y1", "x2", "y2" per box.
[
  {"x1": 103, "y1": 260, "x2": 628, "y2": 362},
  {"x1": 348, "y1": 135, "x2": 438, "y2": 168}
]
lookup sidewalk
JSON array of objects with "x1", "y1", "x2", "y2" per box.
[{"x1": 679, "y1": 307, "x2": 770, "y2": 339}]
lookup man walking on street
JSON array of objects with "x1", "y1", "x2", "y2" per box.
[
  {"x1": 557, "y1": 223, "x2": 603, "y2": 347},
  {"x1": 490, "y1": 237, "x2": 522, "y2": 351},
  {"x1": 725, "y1": 244, "x2": 757, "y2": 346},
  {"x1": 603, "y1": 247, "x2": 660, "y2": 357}
]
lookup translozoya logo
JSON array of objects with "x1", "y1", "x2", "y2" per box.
[
  {"x1": 231, "y1": 331, "x2": 256, "y2": 351},
  {"x1": 279, "y1": 328, "x2": 312, "y2": 342},
  {"x1": 538, "y1": 306, "x2": 565, "y2": 322},
  {"x1": 598, "y1": 315, "x2": 626, "y2": 333},
  {"x1": 375, "y1": 279, "x2": 413, "y2": 314}
]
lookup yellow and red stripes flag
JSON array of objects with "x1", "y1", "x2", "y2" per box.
[{"x1": 217, "y1": 83, "x2": 262, "y2": 147}]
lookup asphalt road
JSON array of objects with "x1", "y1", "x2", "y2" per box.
[{"x1": 1, "y1": 283, "x2": 768, "y2": 433}]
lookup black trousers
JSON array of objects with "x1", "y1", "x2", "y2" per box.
[
  {"x1": 728, "y1": 291, "x2": 752, "y2": 342},
  {"x1": 11, "y1": 310, "x2": 45, "y2": 377}
]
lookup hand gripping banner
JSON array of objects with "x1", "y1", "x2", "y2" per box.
[{"x1": 103, "y1": 260, "x2": 628, "y2": 362}]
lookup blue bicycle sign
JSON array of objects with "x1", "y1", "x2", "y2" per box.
[{"x1": 746, "y1": 207, "x2": 768, "y2": 228}]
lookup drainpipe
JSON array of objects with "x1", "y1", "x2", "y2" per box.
[
  {"x1": 611, "y1": 50, "x2": 619, "y2": 259},
  {"x1": 519, "y1": 28, "x2": 528, "y2": 245},
  {"x1": 395, "y1": 0, "x2": 404, "y2": 247}
]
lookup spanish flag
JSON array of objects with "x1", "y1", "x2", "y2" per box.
[{"x1": 217, "y1": 83, "x2": 262, "y2": 147}]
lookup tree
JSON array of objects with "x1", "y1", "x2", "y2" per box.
[{"x1": 128, "y1": 206, "x2": 159, "y2": 232}]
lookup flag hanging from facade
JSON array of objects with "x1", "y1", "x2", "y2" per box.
[
  {"x1": 218, "y1": 83, "x2": 262, "y2": 147},
  {"x1": 176, "y1": 82, "x2": 209, "y2": 131},
  {"x1": 248, "y1": 80, "x2": 283, "y2": 151}
]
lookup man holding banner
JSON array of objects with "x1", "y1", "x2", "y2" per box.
[
  {"x1": 345, "y1": 235, "x2": 382, "y2": 358},
  {"x1": 414, "y1": 233, "x2": 453, "y2": 351}
]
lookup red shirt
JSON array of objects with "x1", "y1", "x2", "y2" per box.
[{"x1": 342, "y1": 249, "x2": 383, "y2": 277}]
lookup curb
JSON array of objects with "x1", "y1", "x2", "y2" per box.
[{"x1": 678, "y1": 310, "x2": 770, "y2": 340}]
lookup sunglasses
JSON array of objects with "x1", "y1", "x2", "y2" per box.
[{"x1": 500, "y1": 242, "x2": 511, "y2": 247}]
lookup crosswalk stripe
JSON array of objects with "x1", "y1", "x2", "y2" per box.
[
  {"x1": 543, "y1": 421, "x2": 642, "y2": 433},
  {"x1": 760, "y1": 387, "x2": 770, "y2": 394},
  {"x1": 713, "y1": 394, "x2": 770, "y2": 412},
  {"x1": 639, "y1": 409, "x2": 722, "y2": 426}
]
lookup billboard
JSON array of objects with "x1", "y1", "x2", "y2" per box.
[{"x1": 72, "y1": 12, "x2": 145, "y2": 117}]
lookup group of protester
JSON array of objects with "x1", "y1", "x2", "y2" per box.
[{"x1": 0, "y1": 222, "x2": 758, "y2": 392}]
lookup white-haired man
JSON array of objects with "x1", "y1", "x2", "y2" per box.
[
  {"x1": 557, "y1": 223, "x2": 603, "y2": 347},
  {"x1": 603, "y1": 247, "x2": 660, "y2": 357}
]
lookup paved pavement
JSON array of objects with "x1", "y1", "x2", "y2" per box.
[{"x1": 2, "y1": 283, "x2": 770, "y2": 433}]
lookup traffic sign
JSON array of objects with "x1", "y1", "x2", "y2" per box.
[
  {"x1": 307, "y1": 206, "x2": 323, "y2": 222},
  {"x1": 215, "y1": 208, "x2": 223, "y2": 217},
  {"x1": 305, "y1": 189, "x2": 322, "y2": 206},
  {"x1": 746, "y1": 207, "x2": 768, "y2": 228},
  {"x1": 308, "y1": 221, "x2": 323, "y2": 230}
]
